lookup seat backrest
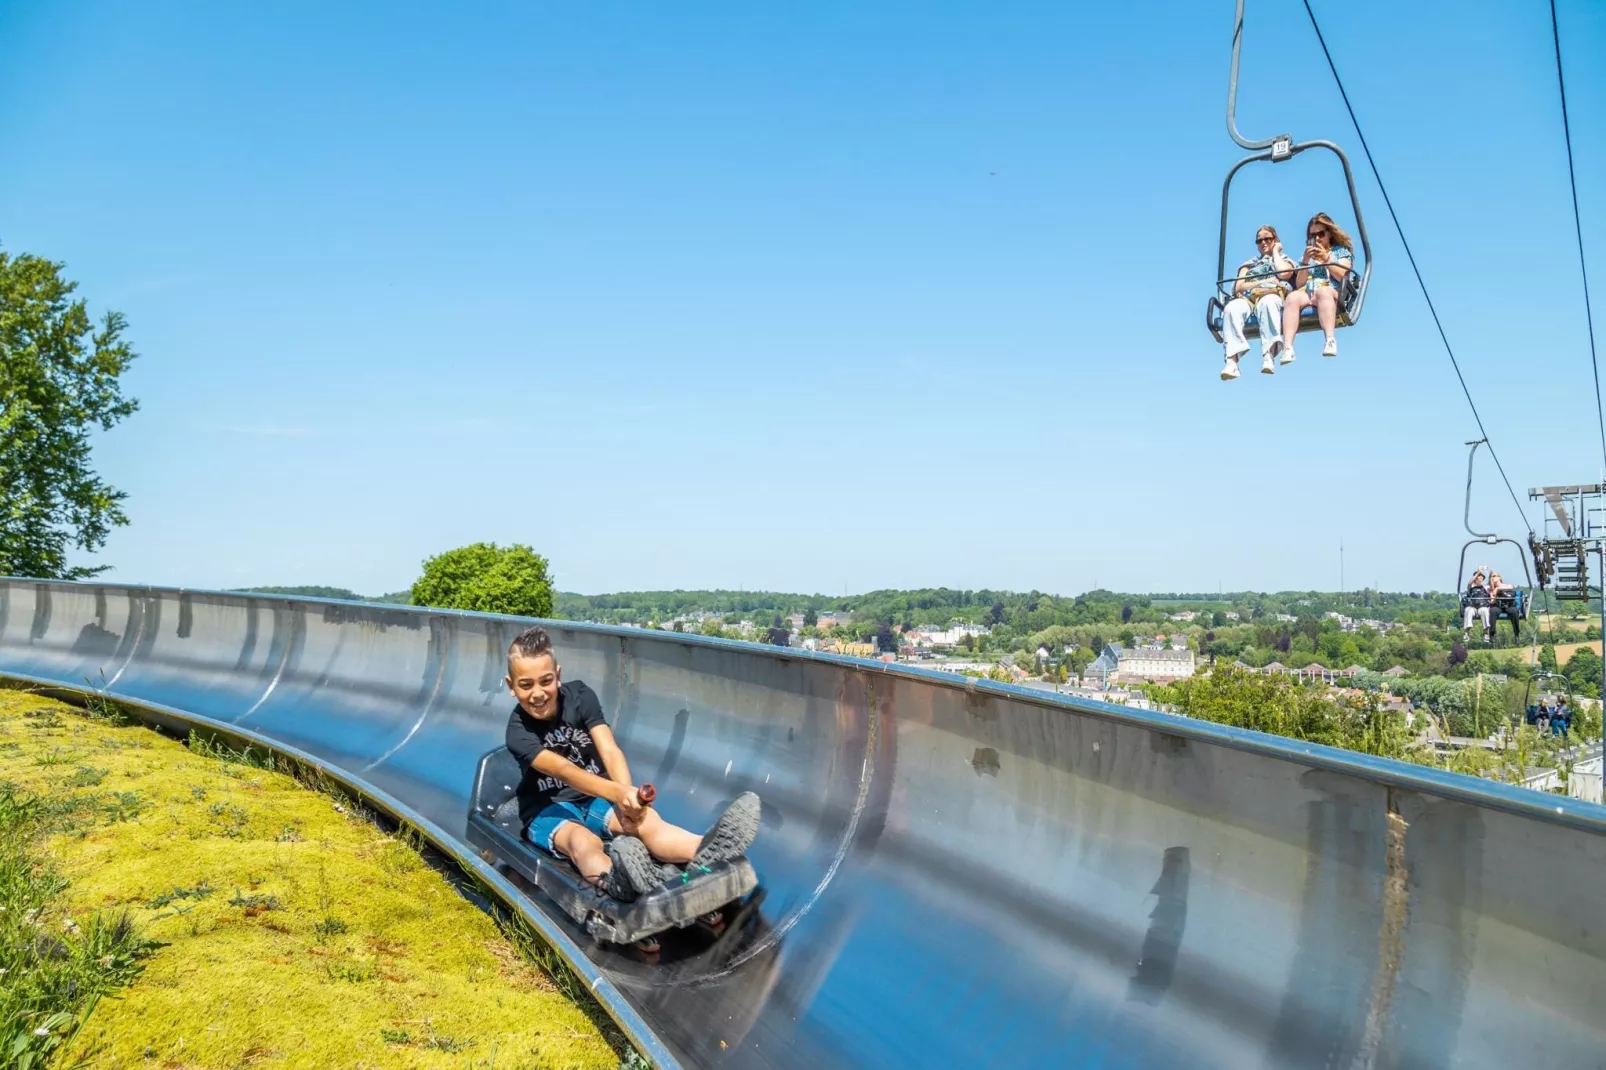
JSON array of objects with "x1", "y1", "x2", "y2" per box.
[{"x1": 471, "y1": 746, "x2": 523, "y2": 814}]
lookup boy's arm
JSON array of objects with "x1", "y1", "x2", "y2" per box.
[
  {"x1": 530, "y1": 748, "x2": 633, "y2": 809},
  {"x1": 590, "y1": 725, "x2": 647, "y2": 827}
]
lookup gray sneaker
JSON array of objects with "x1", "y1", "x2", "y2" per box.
[
  {"x1": 605, "y1": 836, "x2": 660, "y2": 900},
  {"x1": 691, "y1": 793, "x2": 762, "y2": 867}
]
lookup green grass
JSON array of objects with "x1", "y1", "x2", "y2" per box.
[
  {"x1": 0, "y1": 688, "x2": 641, "y2": 1069},
  {"x1": 0, "y1": 781, "x2": 160, "y2": 1068}
]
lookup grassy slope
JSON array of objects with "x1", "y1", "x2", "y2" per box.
[{"x1": 0, "y1": 690, "x2": 622, "y2": 1070}]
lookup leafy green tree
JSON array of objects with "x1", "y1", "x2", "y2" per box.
[
  {"x1": 410, "y1": 542, "x2": 554, "y2": 617},
  {"x1": 0, "y1": 248, "x2": 138, "y2": 578},
  {"x1": 874, "y1": 623, "x2": 898, "y2": 655},
  {"x1": 803, "y1": 607, "x2": 818, "y2": 627},
  {"x1": 1121, "y1": 604, "x2": 1133, "y2": 624},
  {"x1": 1539, "y1": 644, "x2": 1558, "y2": 673}
]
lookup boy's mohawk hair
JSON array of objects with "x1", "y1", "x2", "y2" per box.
[{"x1": 508, "y1": 625, "x2": 553, "y2": 662}]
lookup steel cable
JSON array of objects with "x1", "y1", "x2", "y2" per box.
[
  {"x1": 1549, "y1": 0, "x2": 1605, "y2": 479},
  {"x1": 1301, "y1": 0, "x2": 1532, "y2": 535}
]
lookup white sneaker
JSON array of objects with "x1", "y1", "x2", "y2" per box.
[
  {"x1": 1322, "y1": 338, "x2": 1337, "y2": 357},
  {"x1": 1220, "y1": 356, "x2": 1240, "y2": 381},
  {"x1": 1261, "y1": 355, "x2": 1275, "y2": 375},
  {"x1": 1278, "y1": 346, "x2": 1295, "y2": 365}
]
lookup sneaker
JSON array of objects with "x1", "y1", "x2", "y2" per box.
[
  {"x1": 1322, "y1": 338, "x2": 1337, "y2": 357},
  {"x1": 605, "y1": 836, "x2": 660, "y2": 900},
  {"x1": 691, "y1": 792, "x2": 761, "y2": 867},
  {"x1": 1261, "y1": 355, "x2": 1275, "y2": 375},
  {"x1": 1278, "y1": 346, "x2": 1295, "y2": 365},
  {"x1": 1220, "y1": 357, "x2": 1240, "y2": 381}
]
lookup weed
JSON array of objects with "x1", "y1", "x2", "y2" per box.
[
  {"x1": 33, "y1": 747, "x2": 81, "y2": 767},
  {"x1": 190, "y1": 786, "x2": 207, "y2": 801},
  {"x1": 148, "y1": 882, "x2": 214, "y2": 909},
  {"x1": 65, "y1": 767, "x2": 109, "y2": 788},
  {"x1": 23, "y1": 708, "x2": 64, "y2": 730},
  {"x1": 0, "y1": 741, "x2": 21, "y2": 754},
  {"x1": 78, "y1": 681, "x2": 137, "y2": 727},
  {"x1": 325, "y1": 959, "x2": 376, "y2": 983},
  {"x1": 424, "y1": 1032, "x2": 475, "y2": 1054},
  {"x1": 313, "y1": 916, "x2": 349, "y2": 939},
  {"x1": 228, "y1": 888, "x2": 281, "y2": 912},
  {"x1": 186, "y1": 730, "x2": 279, "y2": 772},
  {"x1": 379, "y1": 1028, "x2": 414, "y2": 1045},
  {"x1": 276, "y1": 823, "x2": 303, "y2": 843},
  {"x1": 101, "y1": 791, "x2": 146, "y2": 823},
  {"x1": 619, "y1": 1051, "x2": 653, "y2": 1070}
]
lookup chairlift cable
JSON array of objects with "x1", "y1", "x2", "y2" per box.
[
  {"x1": 1300, "y1": 0, "x2": 1531, "y2": 535},
  {"x1": 1549, "y1": 0, "x2": 1606, "y2": 478}
]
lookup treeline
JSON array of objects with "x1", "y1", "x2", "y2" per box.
[{"x1": 1147, "y1": 664, "x2": 1597, "y2": 785}]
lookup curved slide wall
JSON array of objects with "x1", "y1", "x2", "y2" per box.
[{"x1": 2, "y1": 579, "x2": 1604, "y2": 1070}]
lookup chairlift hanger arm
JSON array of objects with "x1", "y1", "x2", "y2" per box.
[
  {"x1": 1226, "y1": 0, "x2": 1290, "y2": 151},
  {"x1": 1464, "y1": 439, "x2": 1495, "y2": 540}
]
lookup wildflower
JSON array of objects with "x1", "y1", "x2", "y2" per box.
[{"x1": 34, "y1": 1026, "x2": 50, "y2": 1037}]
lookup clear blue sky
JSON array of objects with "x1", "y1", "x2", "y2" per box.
[{"x1": 2, "y1": 0, "x2": 1602, "y2": 597}]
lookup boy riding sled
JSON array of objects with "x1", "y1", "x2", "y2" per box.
[{"x1": 503, "y1": 625, "x2": 761, "y2": 902}]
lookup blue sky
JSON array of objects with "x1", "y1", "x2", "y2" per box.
[{"x1": 2, "y1": 0, "x2": 1602, "y2": 597}]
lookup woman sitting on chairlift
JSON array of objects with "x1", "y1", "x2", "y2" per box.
[
  {"x1": 1220, "y1": 225, "x2": 1298, "y2": 380},
  {"x1": 1282, "y1": 212, "x2": 1355, "y2": 362},
  {"x1": 1460, "y1": 569, "x2": 1492, "y2": 643},
  {"x1": 1489, "y1": 571, "x2": 1521, "y2": 642}
]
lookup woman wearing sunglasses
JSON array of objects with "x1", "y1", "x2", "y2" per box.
[
  {"x1": 1281, "y1": 212, "x2": 1354, "y2": 360},
  {"x1": 1220, "y1": 225, "x2": 1298, "y2": 380}
]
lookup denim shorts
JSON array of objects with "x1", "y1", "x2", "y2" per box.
[{"x1": 526, "y1": 796, "x2": 615, "y2": 856}]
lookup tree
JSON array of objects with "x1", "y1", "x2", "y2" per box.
[
  {"x1": 1448, "y1": 641, "x2": 1467, "y2": 668},
  {"x1": 1539, "y1": 643, "x2": 1559, "y2": 673},
  {"x1": 958, "y1": 633, "x2": 975, "y2": 652},
  {"x1": 803, "y1": 607, "x2": 818, "y2": 628},
  {"x1": 1121, "y1": 604, "x2": 1133, "y2": 624},
  {"x1": 410, "y1": 542, "x2": 554, "y2": 617},
  {"x1": 989, "y1": 600, "x2": 1006, "y2": 626},
  {"x1": 0, "y1": 248, "x2": 139, "y2": 578},
  {"x1": 874, "y1": 623, "x2": 898, "y2": 655}
]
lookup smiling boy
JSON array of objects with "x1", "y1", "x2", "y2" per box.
[{"x1": 503, "y1": 625, "x2": 760, "y2": 902}]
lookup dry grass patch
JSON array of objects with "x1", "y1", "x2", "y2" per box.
[{"x1": 0, "y1": 689, "x2": 629, "y2": 1069}]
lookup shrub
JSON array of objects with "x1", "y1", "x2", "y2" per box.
[{"x1": 409, "y1": 543, "x2": 554, "y2": 618}]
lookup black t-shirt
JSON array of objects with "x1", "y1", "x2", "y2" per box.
[{"x1": 504, "y1": 680, "x2": 609, "y2": 821}]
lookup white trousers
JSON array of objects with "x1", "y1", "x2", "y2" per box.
[
  {"x1": 1222, "y1": 293, "x2": 1286, "y2": 359},
  {"x1": 1462, "y1": 606, "x2": 1490, "y2": 632}
]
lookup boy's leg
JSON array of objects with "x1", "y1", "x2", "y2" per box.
[
  {"x1": 552, "y1": 821, "x2": 611, "y2": 883},
  {"x1": 607, "y1": 806, "x2": 701, "y2": 864}
]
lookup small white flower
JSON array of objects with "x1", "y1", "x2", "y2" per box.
[{"x1": 34, "y1": 1026, "x2": 50, "y2": 1037}]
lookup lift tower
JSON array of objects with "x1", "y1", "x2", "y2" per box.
[{"x1": 1528, "y1": 483, "x2": 1606, "y2": 715}]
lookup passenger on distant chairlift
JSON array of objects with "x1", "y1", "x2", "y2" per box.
[
  {"x1": 1461, "y1": 569, "x2": 1492, "y2": 643},
  {"x1": 1282, "y1": 212, "x2": 1355, "y2": 362},
  {"x1": 1220, "y1": 225, "x2": 1299, "y2": 380},
  {"x1": 1489, "y1": 572, "x2": 1521, "y2": 642}
]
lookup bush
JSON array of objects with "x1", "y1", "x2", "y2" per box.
[{"x1": 410, "y1": 543, "x2": 554, "y2": 618}]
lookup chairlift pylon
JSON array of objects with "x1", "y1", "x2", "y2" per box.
[{"x1": 1206, "y1": 0, "x2": 1373, "y2": 345}]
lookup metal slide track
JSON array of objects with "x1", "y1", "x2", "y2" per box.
[{"x1": 2, "y1": 579, "x2": 1603, "y2": 1069}]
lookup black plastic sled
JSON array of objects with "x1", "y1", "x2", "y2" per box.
[{"x1": 466, "y1": 747, "x2": 758, "y2": 946}]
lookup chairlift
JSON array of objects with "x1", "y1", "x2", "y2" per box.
[
  {"x1": 1205, "y1": 0, "x2": 1373, "y2": 345},
  {"x1": 1456, "y1": 440, "x2": 1536, "y2": 624}
]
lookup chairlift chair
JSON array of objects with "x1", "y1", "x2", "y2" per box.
[
  {"x1": 1205, "y1": 0, "x2": 1373, "y2": 345},
  {"x1": 1456, "y1": 440, "x2": 1538, "y2": 626}
]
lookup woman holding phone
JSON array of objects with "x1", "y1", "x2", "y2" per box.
[{"x1": 1282, "y1": 212, "x2": 1354, "y2": 361}]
